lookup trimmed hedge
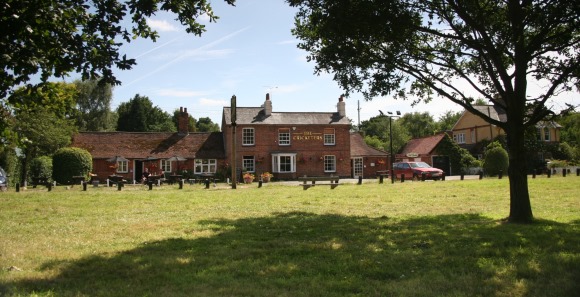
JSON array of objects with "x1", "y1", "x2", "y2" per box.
[
  {"x1": 52, "y1": 147, "x2": 92, "y2": 185},
  {"x1": 483, "y1": 141, "x2": 509, "y2": 176}
]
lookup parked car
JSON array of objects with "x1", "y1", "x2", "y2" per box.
[
  {"x1": 393, "y1": 162, "x2": 444, "y2": 181},
  {"x1": 0, "y1": 166, "x2": 7, "y2": 190}
]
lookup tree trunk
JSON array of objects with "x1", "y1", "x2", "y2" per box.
[{"x1": 505, "y1": 121, "x2": 534, "y2": 223}]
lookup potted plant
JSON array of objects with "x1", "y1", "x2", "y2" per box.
[
  {"x1": 261, "y1": 172, "x2": 273, "y2": 183},
  {"x1": 243, "y1": 172, "x2": 255, "y2": 184}
]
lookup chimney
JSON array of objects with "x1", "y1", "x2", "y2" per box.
[
  {"x1": 264, "y1": 93, "x2": 272, "y2": 117},
  {"x1": 337, "y1": 95, "x2": 346, "y2": 117},
  {"x1": 178, "y1": 107, "x2": 189, "y2": 135}
]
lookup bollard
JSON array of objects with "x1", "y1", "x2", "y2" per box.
[
  {"x1": 441, "y1": 172, "x2": 445, "y2": 181},
  {"x1": 205, "y1": 179, "x2": 210, "y2": 189},
  {"x1": 421, "y1": 172, "x2": 426, "y2": 182},
  {"x1": 16, "y1": 183, "x2": 20, "y2": 192},
  {"x1": 547, "y1": 169, "x2": 551, "y2": 178},
  {"x1": 179, "y1": 180, "x2": 183, "y2": 189},
  {"x1": 83, "y1": 182, "x2": 87, "y2": 191},
  {"x1": 358, "y1": 176, "x2": 362, "y2": 185},
  {"x1": 532, "y1": 169, "x2": 536, "y2": 179},
  {"x1": 258, "y1": 179, "x2": 263, "y2": 188},
  {"x1": 460, "y1": 173, "x2": 464, "y2": 180},
  {"x1": 577, "y1": 168, "x2": 580, "y2": 176},
  {"x1": 479, "y1": 171, "x2": 483, "y2": 180},
  {"x1": 563, "y1": 169, "x2": 567, "y2": 177},
  {"x1": 47, "y1": 183, "x2": 52, "y2": 191},
  {"x1": 379, "y1": 175, "x2": 384, "y2": 184},
  {"x1": 498, "y1": 170, "x2": 503, "y2": 179},
  {"x1": 401, "y1": 174, "x2": 405, "y2": 183},
  {"x1": 117, "y1": 182, "x2": 122, "y2": 191},
  {"x1": 148, "y1": 181, "x2": 153, "y2": 190}
]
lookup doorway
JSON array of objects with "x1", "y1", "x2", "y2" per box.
[{"x1": 353, "y1": 157, "x2": 363, "y2": 178}]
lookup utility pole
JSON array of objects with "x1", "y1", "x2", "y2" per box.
[{"x1": 231, "y1": 95, "x2": 237, "y2": 189}]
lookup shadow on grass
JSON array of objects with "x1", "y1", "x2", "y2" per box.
[{"x1": 4, "y1": 213, "x2": 580, "y2": 297}]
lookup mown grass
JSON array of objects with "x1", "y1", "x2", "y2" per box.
[{"x1": 0, "y1": 176, "x2": 579, "y2": 297}]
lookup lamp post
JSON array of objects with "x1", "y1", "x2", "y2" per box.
[{"x1": 379, "y1": 110, "x2": 401, "y2": 184}]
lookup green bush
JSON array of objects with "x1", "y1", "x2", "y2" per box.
[
  {"x1": 52, "y1": 147, "x2": 92, "y2": 185},
  {"x1": 29, "y1": 156, "x2": 53, "y2": 182},
  {"x1": 483, "y1": 141, "x2": 509, "y2": 176}
]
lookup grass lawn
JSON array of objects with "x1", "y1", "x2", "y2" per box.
[{"x1": 0, "y1": 176, "x2": 579, "y2": 297}]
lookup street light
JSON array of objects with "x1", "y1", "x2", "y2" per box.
[{"x1": 379, "y1": 110, "x2": 401, "y2": 184}]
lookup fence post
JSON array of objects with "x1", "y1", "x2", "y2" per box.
[
  {"x1": 532, "y1": 169, "x2": 536, "y2": 179},
  {"x1": 148, "y1": 181, "x2": 153, "y2": 190},
  {"x1": 547, "y1": 169, "x2": 551, "y2": 178},
  {"x1": 563, "y1": 168, "x2": 567, "y2": 177},
  {"x1": 379, "y1": 175, "x2": 384, "y2": 184},
  {"x1": 358, "y1": 176, "x2": 362, "y2": 185},
  {"x1": 401, "y1": 174, "x2": 405, "y2": 183},
  {"x1": 498, "y1": 170, "x2": 503, "y2": 179},
  {"x1": 479, "y1": 171, "x2": 483, "y2": 180},
  {"x1": 83, "y1": 182, "x2": 87, "y2": 191},
  {"x1": 179, "y1": 180, "x2": 183, "y2": 189},
  {"x1": 441, "y1": 172, "x2": 445, "y2": 181},
  {"x1": 421, "y1": 172, "x2": 426, "y2": 182},
  {"x1": 460, "y1": 173, "x2": 464, "y2": 180}
]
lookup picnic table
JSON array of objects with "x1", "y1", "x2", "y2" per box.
[{"x1": 297, "y1": 175, "x2": 340, "y2": 190}]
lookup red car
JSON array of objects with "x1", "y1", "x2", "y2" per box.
[{"x1": 393, "y1": 162, "x2": 444, "y2": 181}]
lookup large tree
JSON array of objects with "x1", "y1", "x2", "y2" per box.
[
  {"x1": 0, "y1": 0, "x2": 236, "y2": 99},
  {"x1": 399, "y1": 112, "x2": 437, "y2": 139},
  {"x1": 289, "y1": 0, "x2": 579, "y2": 223},
  {"x1": 116, "y1": 94, "x2": 175, "y2": 132},
  {"x1": 74, "y1": 79, "x2": 115, "y2": 131}
]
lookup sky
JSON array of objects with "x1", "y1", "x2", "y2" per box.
[{"x1": 109, "y1": 0, "x2": 578, "y2": 128}]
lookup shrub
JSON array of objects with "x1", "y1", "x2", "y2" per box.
[
  {"x1": 29, "y1": 156, "x2": 53, "y2": 182},
  {"x1": 52, "y1": 147, "x2": 92, "y2": 185},
  {"x1": 483, "y1": 142, "x2": 509, "y2": 176}
]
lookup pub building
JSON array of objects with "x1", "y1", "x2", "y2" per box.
[{"x1": 222, "y1": 94, "x2": 389, "y2": 180}]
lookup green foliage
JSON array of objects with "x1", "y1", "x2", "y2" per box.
[
  {"x1": 483, "y1": 142, "x2": 509, "y2": 176},
  {"x1": 52, "y1": 147, "x2": 92, "y2": 185},
  {"x1": 116, "y1": 95, "x2": 176, "y2": 132},
  {"x1": 399, "y1": 112, "x2": 437, "y2": 138},
  {"x1": 8, "y1": 83, "x2": 78, "y2": 119},
  {"x1": 558, "y1": 112, "x2": 580, "y2": 146},
  {"x1": 0, "y1": 0, "x2": 236, "y2": 98},
  {"x1": 74, "y1": 79, "x2": 115, "y2": 131},
  {"x1": 196, "y1": 117, "x2": 220, "y2": 132},
  {"x1": 359, "y1": 116, "x2": 409, "y2": 153},
  {"x1": 436, "y1": 134, "x2": 477, "y2": 175},
  {"x1": 29, "y1": 156, "x2": 53, "y2": 181},
  {"x1": 436, "y1": 110, "x2": 462, "y2": 132},
  {"x1": 364, "y1": 135, "x2": 386, "y2": 151}
]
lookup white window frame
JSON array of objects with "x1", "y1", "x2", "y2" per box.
[
  {"x1": 160, "y1": 159, "x2": 172, "y2": 173},
  {"x1": 324, "y1": 128, "x2": 336, "y2": 145},
  {"x1": 242, "y1": 128, "x2": 255, "y2": 146},
  {"x1": 455, "y1": 133, "x2": 465, "y2": 144},
  {"x1": 117, "y1": 161, "x2": 128, "y2": 173},
  {"x1": 242, "y1": 156, "x2": 255, "y2": 172},
  {"x1": 278, "y1": 128, "x2": 291, "y2": 146},
  {"x1": 194, "y1": 159, "x2": 217, "y2": 174},
  {"x1": 271, "y1": 153, "x2": 296, "y2": 173},
  {"x1": 324, "y1": 155, "x2": 336, "y2": 172}
]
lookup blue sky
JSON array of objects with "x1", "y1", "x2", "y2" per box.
[{"x1": 111, "y1": 0, "x2": 578, "y2": 127}]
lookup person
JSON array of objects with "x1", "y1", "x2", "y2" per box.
[{"x1": 142, "y1": 168, "x2": 150, "y2": 184}]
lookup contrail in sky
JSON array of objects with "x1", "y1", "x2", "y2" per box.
[{"x1": 122, "y1": 26, "x2": 251, "y2": 87}]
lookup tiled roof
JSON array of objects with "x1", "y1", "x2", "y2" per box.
[
  {"x1": 223, "y1": 107, "x2": 350, "y2": 125},
  {"x1": 473, "y1": 105, "x2": 507, "y2": 122},
  {"x1": 399, "y1": 133, "x2": 446, "y2": 155},
  {"x1": 350, "y1": 132, "x2": 389, "y2": 157},
  {"x1": 71, "y1": 132, "x2": 225, "y2": 160}
]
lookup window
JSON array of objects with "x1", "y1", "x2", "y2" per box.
[
  {"x1": 117, "y1": 161, "x2": 128, "y2": 173},
  {"x1": 194, "y1": 159, "x2": 217, "y2": 174},
  {"x1": 278, "y1": 128, "x2": 291, "y2": 146},
  {"x1": 160, "y1": 159, "x2": 172, "y2": 173},
  {"x1": 324, "y1": 155, "x2": 336, "y2": 172},
  {"x1": 242, "y1": 128, "x2": 255, "y2": 146},
  {"x1": 271, "y1": 153, "x2": 296, "y2": 173},
  {"x1": 242, "y1": 156, "x2": 255, "y2": 172},
  {"x1": 544, "y1": 128, "x2": 550, "y2": 141},
  {"x1": 324, "y1": 128, "x2": 335, "y2": 145},
  {"x1": 471, "y1": 130, "x2": 475, "y2": 143},
  {"x1": 454, "y1": 133, "x2": 465, "y2": 144}
]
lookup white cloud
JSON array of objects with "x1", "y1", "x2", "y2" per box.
[
  {"x1": 147, "y1": 19, "x2": 179, "y2": 32},
  {"x1": 199, "y1": 98, "x2": 228, "y2": 106}
]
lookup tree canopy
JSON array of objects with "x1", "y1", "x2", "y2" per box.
[
  {"x1": 0, "y1": 0, "x2": 236, "y2": 98},
  {"x1": 74, "y1": 79, "x2": 115, "y2": 132},
  {"x1": 289, "y1": 0, "x2": 580, "y2": 223},
  {"x1": 116, "y1": 95, "x2": 175, "y2": 132}
]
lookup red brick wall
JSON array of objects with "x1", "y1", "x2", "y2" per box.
[{"x1": 224, "y1": 124, "x2": 351, "y2": 179}]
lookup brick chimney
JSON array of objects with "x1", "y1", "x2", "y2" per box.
[
  {"x1": 264, "y1": 93, "x2": 272, "y2": 117},
  {"x1": 337, "y1": 95, "x2": 346, "y2": 117},
  {"x1": 178, "y1": 107, "x2": 189, "y2": 135}
]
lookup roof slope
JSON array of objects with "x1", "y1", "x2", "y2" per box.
[
  {"x1": 71, "y1": 132, "x2": 225, "y2": 159},
  {"x1": 400, "y1": 134, "x2": 446, "y2": 155},
  {"x1": 223, "y1": 107, "x2": 350, "y2": 125},
  {"x1": 350, "y1": 132, "x2": 389, "y2": 157}
]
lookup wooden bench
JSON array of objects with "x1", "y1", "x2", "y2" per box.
[{"x1": 298, "y1": 176, "x2": 340, "y2": 190}]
